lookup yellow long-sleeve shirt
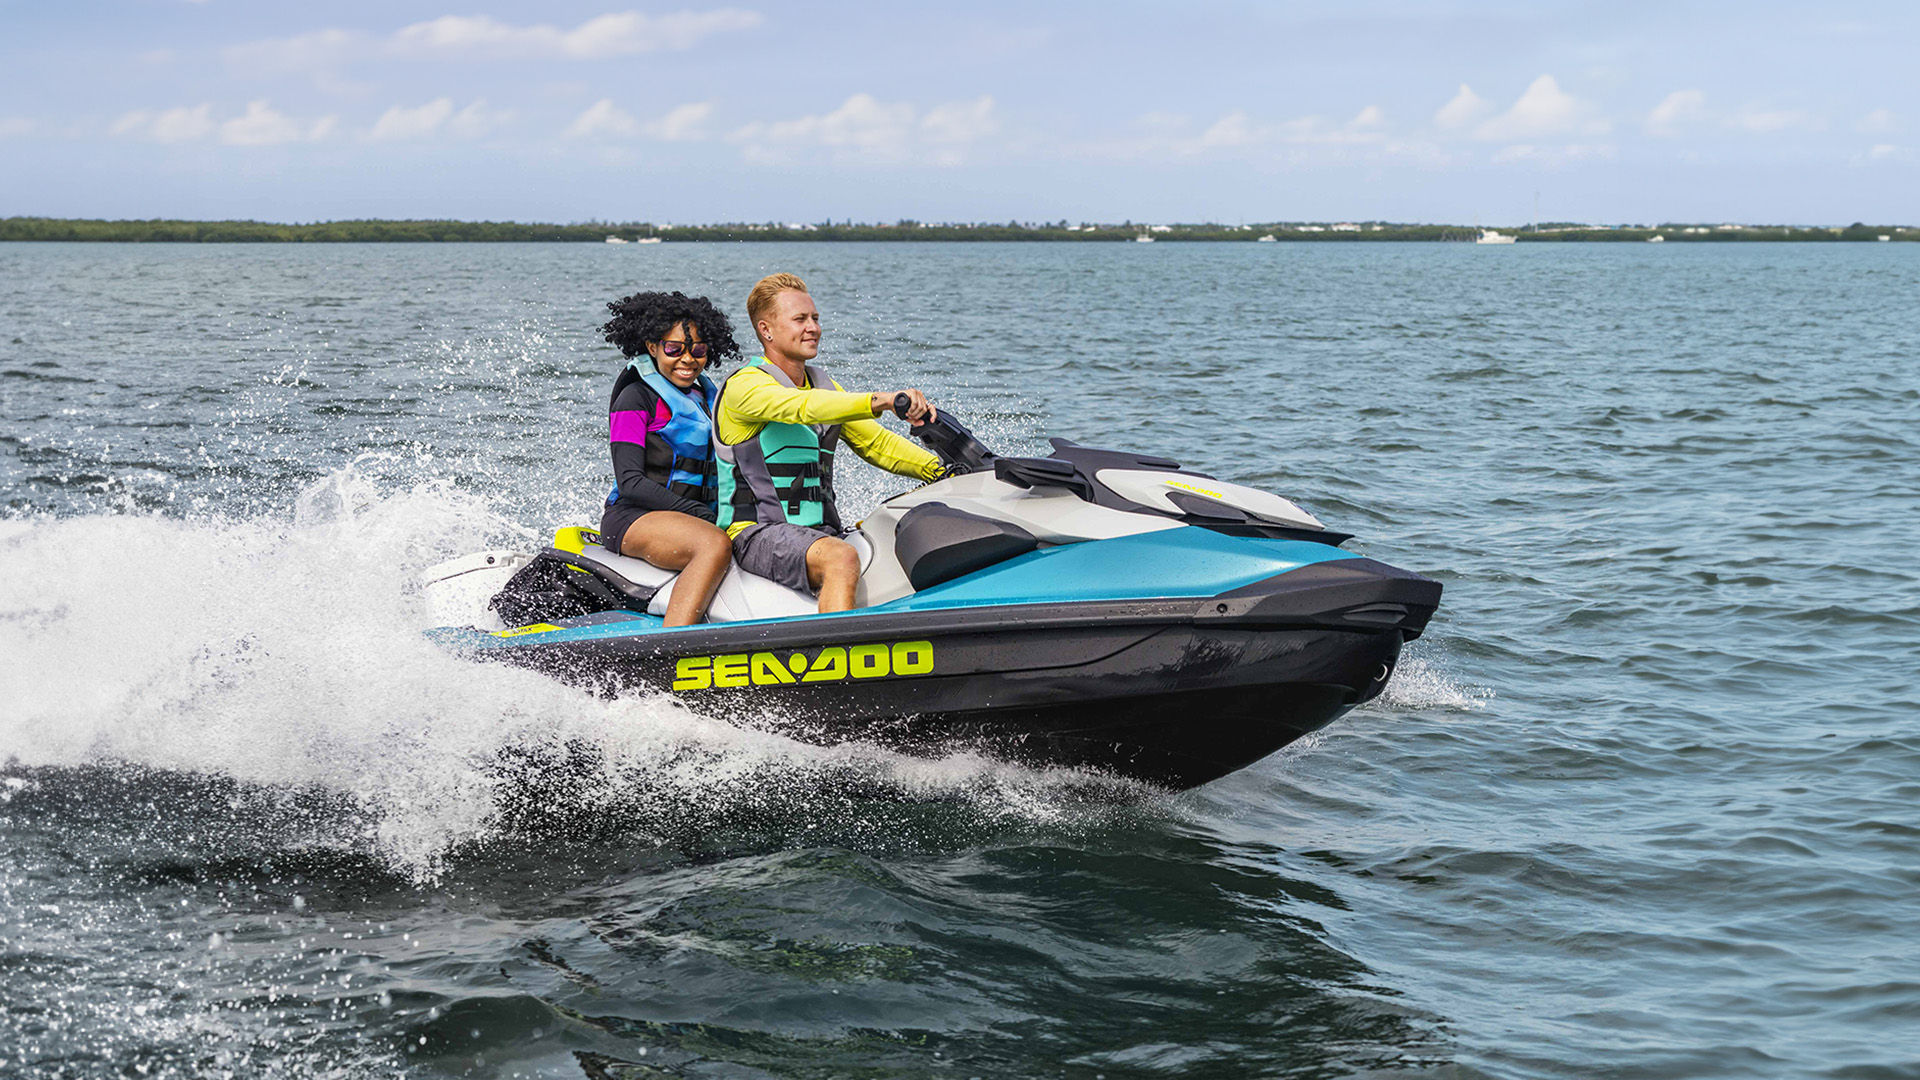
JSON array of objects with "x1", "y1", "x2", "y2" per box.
[{"x1": 715, "y1": 358, "x2": 943, "y2": 537}]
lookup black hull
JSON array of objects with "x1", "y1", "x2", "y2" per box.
[{"x1": 472, "y1": 557, "x2": 1436, "y2": 789}]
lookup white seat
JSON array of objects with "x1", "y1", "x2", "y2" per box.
[
  {"x1": 572, "y1": 527, "x2": 871, "y2": 624},
  {"x1": 645, "y1": 533, "x2": 874, "y2": 623}
]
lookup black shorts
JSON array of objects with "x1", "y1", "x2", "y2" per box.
[{"x1": 598, "y1": 502, "x2": 648, "y2": 553}]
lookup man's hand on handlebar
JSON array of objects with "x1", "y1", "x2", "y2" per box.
[{"x1": 872, "y1": 388, "x2": 936, "y2": 426}]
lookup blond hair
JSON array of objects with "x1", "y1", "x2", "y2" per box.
[{"x1": 746, "y1": 273, "x2": 809, "y2": 339}]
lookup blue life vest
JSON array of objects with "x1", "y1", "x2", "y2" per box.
[{"x1": 606, "y1": 364, "x2": 719, "y2": 507}]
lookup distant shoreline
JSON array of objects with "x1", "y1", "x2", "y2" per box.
[{"x1": 1, "y1": 217, "x2": 1912, "y2": 243}]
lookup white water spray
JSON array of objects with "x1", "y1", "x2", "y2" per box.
[{"x1": 0, "y1": 468, "x2": 1152, "y2": 878}]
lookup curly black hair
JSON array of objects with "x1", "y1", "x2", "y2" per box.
[{"x1": 601, "y1": 290, "x2": 742, "y2": 367}]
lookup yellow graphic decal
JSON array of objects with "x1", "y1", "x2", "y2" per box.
[
  {"x1": 1164, "y1": 478, "x2": 1227, "y2": 501},
  {"x1": 550, "y1": 526, "x2": 600, "y2": 555},
  {"x1": 494, "y1": 623, "x2": 561, "y2": 638},
  {"x1": 803, "y1": 647, "x2": 847, "y2": 683},
  {"x1": 751, "y1": 652, "x2": 796, "y2": 685},
  {"x1": 673, "y1": 640, "x2": 936, "y2": 690}
]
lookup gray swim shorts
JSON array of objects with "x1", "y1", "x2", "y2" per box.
[{"x1": 731, "y1": 522, "x2": 842, "y2": 594}]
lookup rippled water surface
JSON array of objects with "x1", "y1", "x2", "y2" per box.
[{"x1": 2, "y1": 241, "x2": 1916, "y2": 1078}]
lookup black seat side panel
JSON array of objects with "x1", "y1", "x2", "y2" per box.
[{"x1": 894, "y1": 502, "x2": 1041, "y2": 591}]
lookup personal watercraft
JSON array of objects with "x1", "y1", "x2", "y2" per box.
[{"x1": 421, "y1": 404, "x2": 1441, "y2": 789}]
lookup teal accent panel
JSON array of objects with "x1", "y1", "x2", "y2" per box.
[
  {"x1": 715, "y1": 458, "x2": 738, "y2": 529},
  {"x1": 869, "y1": 527, "x2": 1359, "y2": 613}
]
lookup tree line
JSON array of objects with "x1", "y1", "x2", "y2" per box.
[{"x1": 0, "y1": 217, "x2": 1909, "y2": 243}]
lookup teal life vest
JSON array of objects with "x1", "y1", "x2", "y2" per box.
[
  {"x1": 713, "y1": 357, "x2": 844, "y2": 532},
  {"x1": 606, "y1": 363, "x2": 719, "y2": 508}
]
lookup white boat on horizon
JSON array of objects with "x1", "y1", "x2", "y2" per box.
[
  {"x1": 1134, "y1": 234, "x2": 1156, "y2": 243},
  {"x1": 634, "y1": 236, "x2": 663, "y2": 244},
  {"x1": 1647, "y1": 234, "x2": 1666, "y2": 243},
  {"x1": 1257, "y1": 234, "x2": 1277, "y2": 242},
  {"x1": 604, "y1": 236, "x2": 629, "y2": 244},
  {"x1": 1475, "y1": 229, "x2": 1517, "y2": 245}
]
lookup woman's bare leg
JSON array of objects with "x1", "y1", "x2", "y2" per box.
[
  {"x1": 805, "y1": 537, "x2": 862, "y2": 613},
  {"x1": 619, "y1": 511, "x2": 732, "y2": 627}
]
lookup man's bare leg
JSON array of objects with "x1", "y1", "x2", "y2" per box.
[{"x1": 805, "y1": 537, "x2": 862, "y2": 613}]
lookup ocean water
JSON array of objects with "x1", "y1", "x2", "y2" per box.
[{"x1": 1, "y1": 240, "x2": 1915, "y2": 1079}]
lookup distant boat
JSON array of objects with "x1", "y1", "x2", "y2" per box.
[
  {"x1": 604, "y1": 236, "x2": 629, "y2": 244},
  {"x1": 634, "y1": 236, "x2": 663, "y2": 245},
  {"x1": 1257, "y1": 234, "x2": 1277, "y2": 242},
  {"x1": 1135, "y1": 234, "x2": 1155, "y2": 243},
  {"x1": 1878, "y1": 235, "x2": 1892, "y2": 242},
  {"x1": 1475, "y1": 229, "x2": 1517, "y2": 245},
  {"x1": 1646, "y1": 234, "x2": 1666, "y2": 243}
]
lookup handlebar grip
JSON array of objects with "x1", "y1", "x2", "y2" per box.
[{"x1": 892, "y1": 392, "x2": 912, "y2": 419}]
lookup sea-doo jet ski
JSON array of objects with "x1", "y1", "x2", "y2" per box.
[{"x1": 422, "y1": 402, "x2": 1441, "y2": 789}]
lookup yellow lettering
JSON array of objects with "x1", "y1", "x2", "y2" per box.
[
  {"x1": 849, "y1": 643, "x2": 891, "y2": 679},
  {"x1": 712, "y1": 653, "x2": 750, "y2": 688},
  {"x1": 891, "y1": 640, "x2": 935, "y2": 676},
  {"x1": 750, "y1": 651, "x2": 796, "y2": 685},
  {"x1": 674, "y1": 640, "x2": 936, "y2": 691},
  {"x1": 802, "y1": 647, "x2": 847, "y2": 682},
  {"x1": 672, "y1": 656, "x2": 712, "y2": 690}
]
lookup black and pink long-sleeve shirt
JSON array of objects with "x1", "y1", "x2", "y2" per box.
[{"x1": 604, "y1": 363, "x2": 719, "y2": 522}]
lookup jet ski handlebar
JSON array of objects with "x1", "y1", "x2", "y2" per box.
[{"x1": 892, "y1": 393, "x2": 996, "y2": 475}]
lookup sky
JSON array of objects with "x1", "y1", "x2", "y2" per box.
[{"x1": 0, "y1": 1, "x2": 1914, "y2": 225}]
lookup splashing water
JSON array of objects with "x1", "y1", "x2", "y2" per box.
[
  {"x1": 1, "y1": 467, "x2": 1175, "y2": 879},
  {"x1": 1377, "y1": 642, "x2": 1494, "y2": 713}
]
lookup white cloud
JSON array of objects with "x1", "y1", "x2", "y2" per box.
[
  {"x1": 563, "y1": 100, "x2": 719, "y2": 141},
  {"x1": 450, "y1": 100, "x2": 511, "y2": 138},
  {"x1": 1646, "y1": 89, "x2": 1707, "y2": 137},
  {"x1": 1199, "y1": 111, "x2": 1258, "y2": 148},
  {"x1": 1731, "y1": 107, "x2": 1816, "y2": 134},
  {"x1": 566, "y1": 99, "x2": 641, "y2": 139},
  {"x1": 645, "y1": 102, "x2": 714, "y2": 141},
  {"x1": 1349, "y1": 105, "x2": 1386, "y2": 130},
  {"x1": 398, "y1": 10, "x2": 761, "y2": 57},
  {"x1": 230, "y1": 9, "x2": 762, "y2": 75},
  {"x1": 0, "y1": 117, "x2": 34, "y2": 138},
  {"x1": 729, "y1": 94, "x2": 1001, "y2": 163},
  {"x1": 110, "y1": 102, "x2": 333, "y2": 145},
  {"x1": 1435, "y1": 84, "x2": 1490, "y2": 130},
  {"x1": 370, "y1": 98, "x2": 455, "y2": 140},
  {"x1": 110, "y1": 104, "x2": 215, "y2": 142},
  {"x1": 220, "y1": 100, "x2": 335, "y2": 145},
  {"x1": 736, "y1": 94, "x2": 915, "y2": 149},
  {"x1": 921, "y1": 96, "x2": 997, "y2": 144},
  {"x1": 1857, "y1": 108, "x2": 1899, "y2": 134},
  {"x1": 1475, "y1": 76, "x2": 1606, "y2": 141}
]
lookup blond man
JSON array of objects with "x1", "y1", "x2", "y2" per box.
[{"x1": 712, "y1": 273, "x2": 943, "y2": 612}]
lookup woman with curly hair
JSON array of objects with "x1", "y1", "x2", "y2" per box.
[{"x1": 598, "y1": 290, "x2": 742, "y2": 626}]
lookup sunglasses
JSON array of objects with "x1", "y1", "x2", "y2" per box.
[{"x1": 658, "y1": 340, "x2": 709, "y2": 360}]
